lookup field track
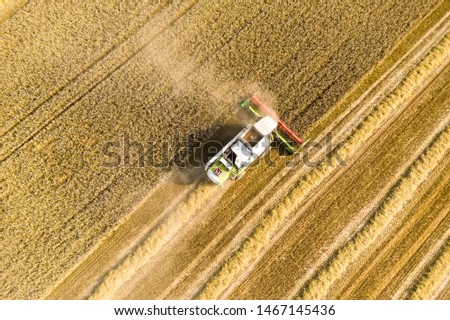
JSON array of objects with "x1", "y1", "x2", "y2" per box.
[{"x1": 1, "y1": 1, "x2": 449, "y2": 299}]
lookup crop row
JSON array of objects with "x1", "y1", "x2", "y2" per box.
[
  {"x1": 408, "y1": 242, "x2": 450, "y2": 299},
  {"x1": 299, "y1": 126, "x2": 449, "y2": 299}
]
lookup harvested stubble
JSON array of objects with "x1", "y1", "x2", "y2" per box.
[
  {"x1": 408, "y1": 243, "x2": 450, "y2": 299},
  {"x1": 333, "y1": 148, "x2": 450, "y2": 300},
  {"x1": 299, "y1": 127, "x2": 450, "y2": 299},
  {"x1": 89, "y1": 183, "x2": 216, "y2": 299},
  {"x1": 196, "y1": 34, "x2": 450, "y2": 299}
]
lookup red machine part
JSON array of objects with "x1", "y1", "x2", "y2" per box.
[{"x1": 249, "y1": 95, "x2": 304, "y2": 145}]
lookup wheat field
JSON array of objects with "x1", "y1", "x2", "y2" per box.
[{"x1": 1, "y1": 0, "x2": 449, "y2": 299}]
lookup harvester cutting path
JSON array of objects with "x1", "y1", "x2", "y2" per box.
[{"x1": 205, "y1": 94, "x2": 305, "y2": 185}]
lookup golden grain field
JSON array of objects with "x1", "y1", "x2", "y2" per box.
[{"x1": 1, "y1": 0, "x2": 449, "y2": 300}]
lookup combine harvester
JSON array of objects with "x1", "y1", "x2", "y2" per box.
[{"x1": 205, "y1": 94, "x2": 305, "y2": 185}]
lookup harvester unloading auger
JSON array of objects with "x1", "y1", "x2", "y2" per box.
[{"x1": 205, "y1": 94, "x2": 306, "y2": 185}]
